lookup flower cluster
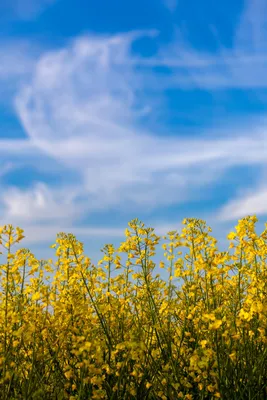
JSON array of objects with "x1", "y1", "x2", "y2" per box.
[{"x1": 0, "y1": 216, "x2": 266, "y2": 399}]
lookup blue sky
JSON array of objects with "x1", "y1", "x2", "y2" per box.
[{"x1": 0, "y1": 0, "x2": 267, "y2": 278}]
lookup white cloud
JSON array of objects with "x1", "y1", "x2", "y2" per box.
[
  {"x1": 142, "y1": 0, "x2": 267, "y2": 89},
  {"x1": 0, "y1": 40, "x2": 44, "y2": 109},
  {"x1": 0, "y1": 7, "x2": 267, "y2": 244},
  {"x1": 235, "y1": 0, "x2": 267, "y2": 53},
  {"x1": 0, "y1": 182, "x2": 87, "y2": 225},
  {"x1": 0, "y1": 34, "x2": 263, "y2": 230},
  {"x1": 215, "y1": 185, "x2": 267, "y2": 223},
  {"x1": 0, "y1": 162, "x2": 17, "y2": 178}
]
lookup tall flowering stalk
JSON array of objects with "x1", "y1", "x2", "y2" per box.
[{"x1": 0, "y1": 216, "x2": 266, "y2": 399}]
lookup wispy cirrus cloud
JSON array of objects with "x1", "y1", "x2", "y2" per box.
[
  {"x1": 235, "y1": 0, "x2": 267, "y2": 53},
  {"x1": 0, "y1": 0, "x2": 267, "y2": 249},
  {"x1": 216, "y1": 185, "x2": 267, "y2": 223},
  {"x1": 0, "y1": 40, "x2": 45, "y2": 109},
  {"x1": 148, "y1": 0, "x2": 267, "y2": 89}
]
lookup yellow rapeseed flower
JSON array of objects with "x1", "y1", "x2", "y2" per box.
[
  {"x1": 209, "y1": 319, "x2": 223, "y2": 330},
  {"x1": 32, "y1": 292, "x2": 41, "y2": 301},
  {"x1": 227, "y1": 232, "x2": 236, "y2": 240},
  {"x1": 64, "y1": 370, "x2": 73, "y2": 380},
  {"x1": 207, "y1": 384, "x2": 215, "y2": 392},
  {"x1": 229, "y1": 352, "x2": 237, "y2": 362}
]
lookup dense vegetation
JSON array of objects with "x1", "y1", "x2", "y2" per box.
[{"x1": 0, "y1": 216, "x2": 266, "y2": 399}]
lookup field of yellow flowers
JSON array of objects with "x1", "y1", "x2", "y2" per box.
[{"x1": 0, "y1": 215, "x2": 266, "y2": 399}]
